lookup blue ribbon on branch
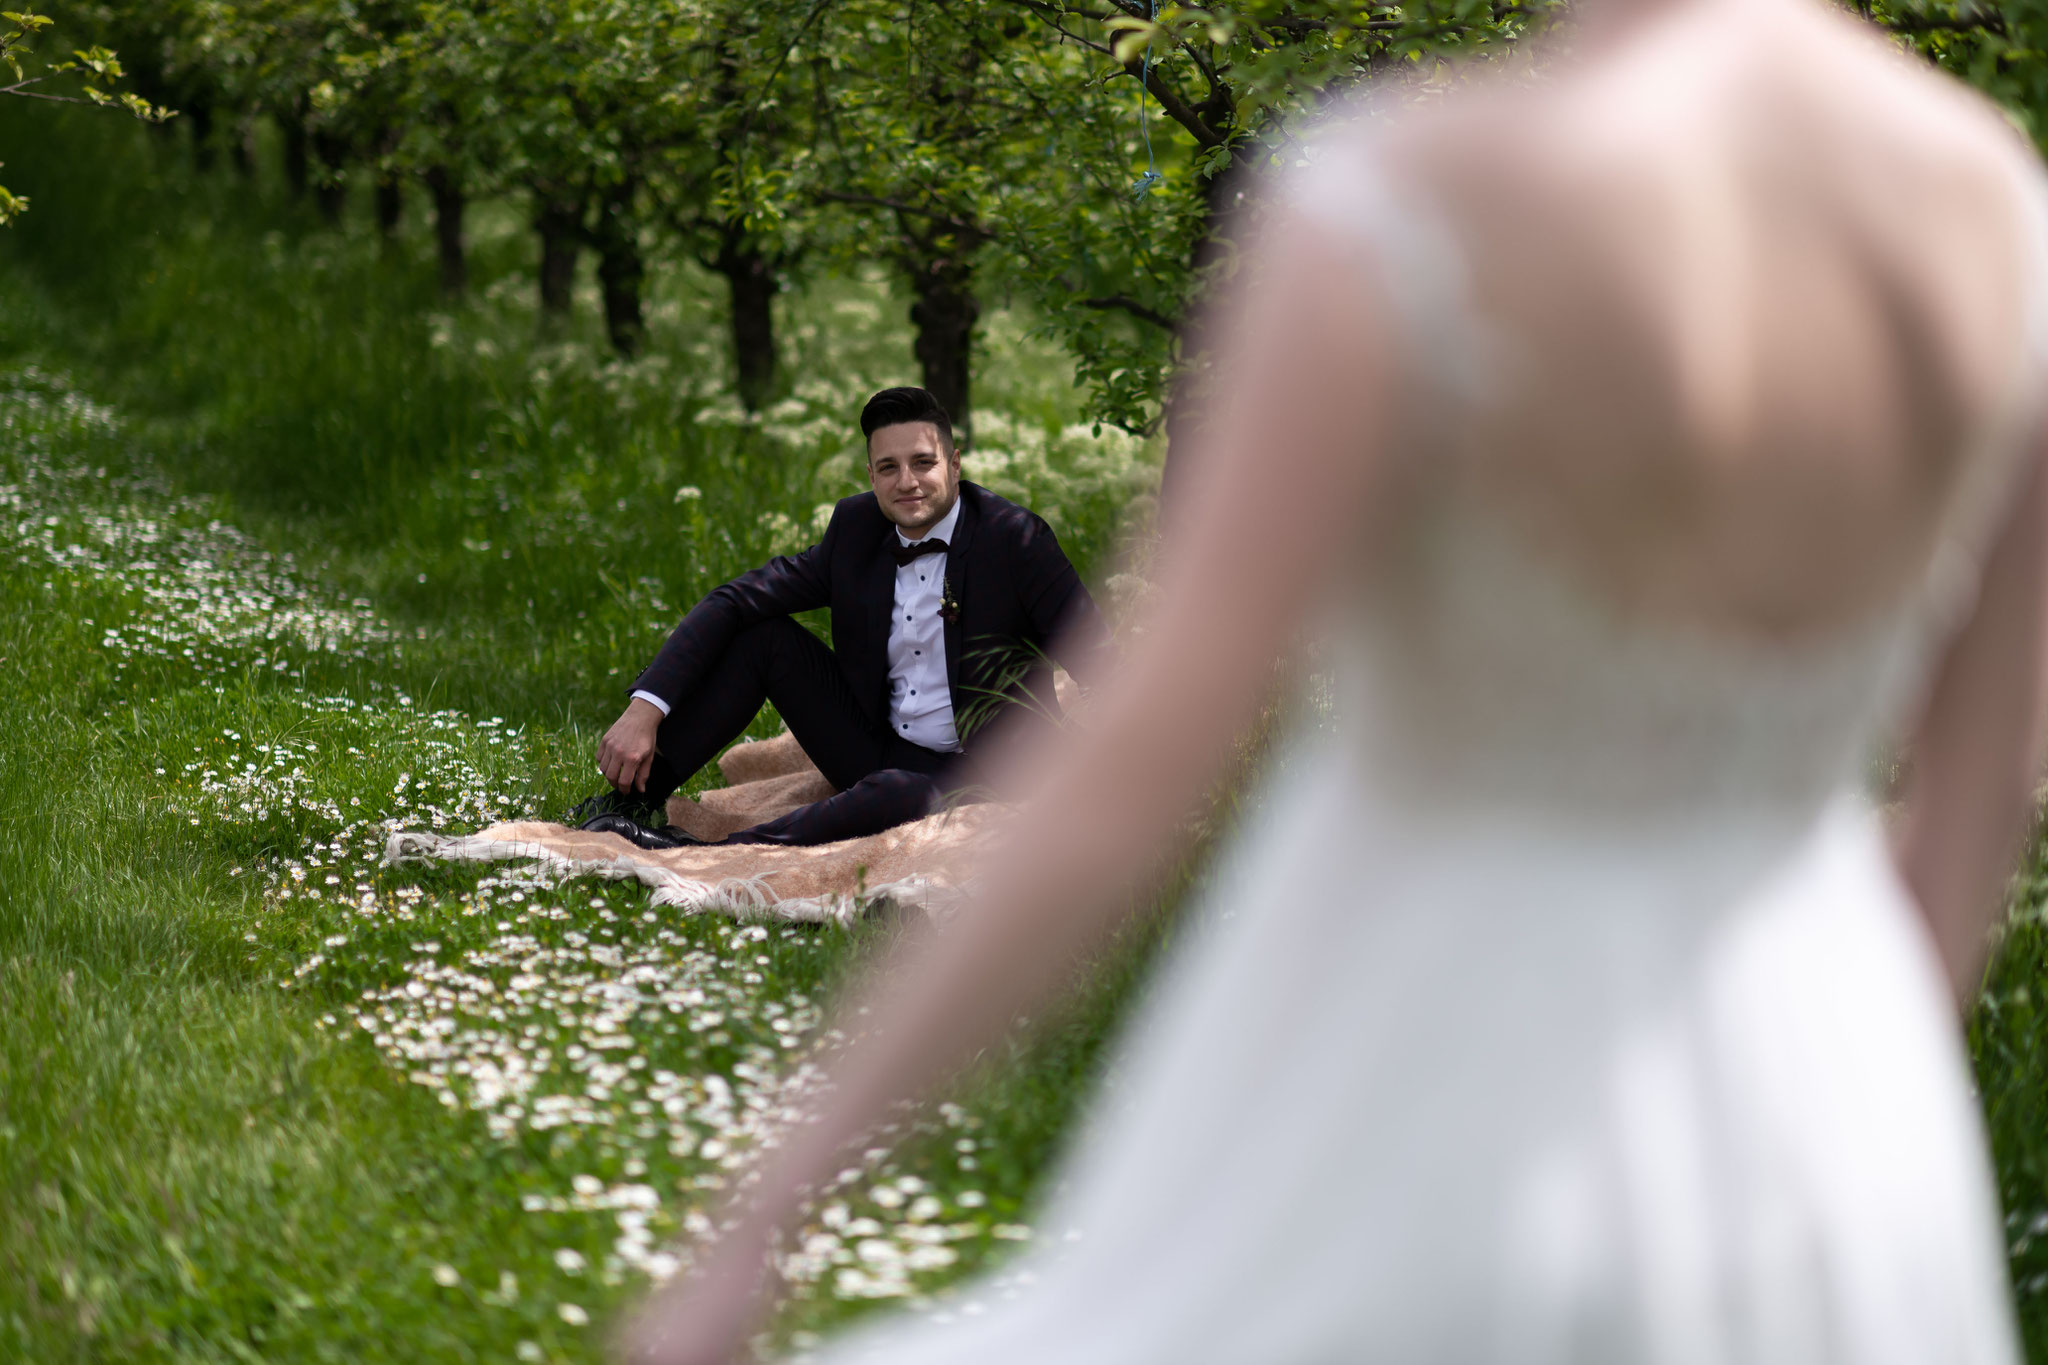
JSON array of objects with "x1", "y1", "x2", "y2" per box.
[{"x1": 1133, "y1": 0, "x2": 1163, "y2": 197}]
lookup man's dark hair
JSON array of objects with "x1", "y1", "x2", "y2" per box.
[{"x1": 860, "y1": 387, "x2": 954, "y2": 453}]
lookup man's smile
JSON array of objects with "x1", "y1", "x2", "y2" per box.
[{"x1": 867, "y1": 418, "x2": 960, "y2": 533}]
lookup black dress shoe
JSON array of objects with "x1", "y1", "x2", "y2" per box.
[
  {"x1": 578, "y1": 813, "x2": 703, "y2": 850},
  {"x1": 566, "y1": 789, "x2": 666, "y2": 828},
  {"x1": 631, "y1": 822, "x2": 704, "y2": 850},
  {"x1": 576, "y1": 812, "x2": 640, "y2": 842}
]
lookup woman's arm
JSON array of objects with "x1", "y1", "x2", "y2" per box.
[
  {"x1": 1894, "y1": 433, "x2": 2048, "y2": 1004},
  {"x1": 616, "y1": 212, "x2": 1401, "y2": 1365}
]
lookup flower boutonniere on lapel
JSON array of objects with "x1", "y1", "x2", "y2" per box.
[{"x1": 939, "y1": 575, "x2": 961, "y2": 625}]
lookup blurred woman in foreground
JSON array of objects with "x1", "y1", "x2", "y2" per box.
[{"x1": 625, "y1": 0, "x2": 2048, "y2": 1356}]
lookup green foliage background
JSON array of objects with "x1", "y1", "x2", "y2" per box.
[
  {"x1": 7, "y1": 0, "x2": 1568, "y2": 436},
  {"x1": 10, "y1": 1, "x2": 2048, "y2": 1362}
]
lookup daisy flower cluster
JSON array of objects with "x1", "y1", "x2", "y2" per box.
[
  {"x1": 1, "y1": 368, "x2": 1027, "y2": 1328},
  {"x1": 1, "y1": 373, "x2": 388, "y2": 683},
  {"x1": 298, "y1": 873, "x2": 1019, "y2": 1307},
  {"x1": 175, "y1": 698, "x2": 530, "y2": 843}
]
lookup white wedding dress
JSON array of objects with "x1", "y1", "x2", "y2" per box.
[{"x1": 807, "y1": 145, "x2": 2048, "y2": 1364}]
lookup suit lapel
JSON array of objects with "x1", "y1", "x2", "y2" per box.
[
  {"x1": 864, "y1": 526, "x2": 897, "y2": 719},
  {"x1": 941, "y1": 487, "x2": 977, "y2": 725}
]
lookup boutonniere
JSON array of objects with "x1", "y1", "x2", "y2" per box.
[{"x1": 939, "y1": 575, "x2": 961, "y2": 624}]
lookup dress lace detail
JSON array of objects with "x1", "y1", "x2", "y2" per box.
[
  {"x1": 1335, "y1": 502, "x2": 1913, "y2": 824},
  {"x1": 1283, "y1": 134, "x2": 2048, "y2": 833}
]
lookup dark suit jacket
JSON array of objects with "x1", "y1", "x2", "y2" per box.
[{"x1": 633, "y1": 481, "x2": 1110, "y2": 757}]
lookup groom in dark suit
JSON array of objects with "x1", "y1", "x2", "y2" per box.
[{"x1": 576, "y1": 386, "x2": 1109, "y2": 847}]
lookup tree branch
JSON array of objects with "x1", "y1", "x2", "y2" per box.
[
  {"x1": 1885, "y1": 9, "x2": 2005, "y2": 32},
  {"x1": 1121, "y1": 55, "x2": 1226, "y2": 148},
  {"x1": 997, "y1": 0, "x2": 1123, "y2": 22},
  {"x1": 1000, "y1": 0, "x2": 1228, "y2": 146},
  {"x1": 1080, "y1": 293, "x2": 1177, "y2": 330},
  {"x1": 737, "y1": 0, "x2": 835, "y2": 149},
  {"x1": 0, "y1": 77, "x2": 96, "y2": 103},
  {"x1": 996, "y1": 0, "x2": 1117, "y2": 53},
  {"x1": 813, "y1": 188, "x2": 989, "y2": 243}
]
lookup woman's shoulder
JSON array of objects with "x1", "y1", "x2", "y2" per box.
[
  {"x1": 1357, "y1": 0, "x2": 2041, "y2": 231},
  {"x1": 1284, "y1": 0, "x2": 2048, "y2": 638}
]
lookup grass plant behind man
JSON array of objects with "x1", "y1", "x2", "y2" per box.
[{"x1": 577, "y1": 386, "x2": 1112, "y2": 849}]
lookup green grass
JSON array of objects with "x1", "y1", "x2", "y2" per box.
[
  {"x1": 11, "y1": 98, "x2": 2048, "y2": 1365},
  {"x1": 1974, "y1": 844, "x2": 2048, "y2": 1354},
  {"x1": 0, "y1": 106, "x2": 1168, "y2": 1362}
]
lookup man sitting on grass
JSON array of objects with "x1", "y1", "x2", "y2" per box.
[{"x1": 570, "y1": 386, "x2": 1108, "y2": 848}]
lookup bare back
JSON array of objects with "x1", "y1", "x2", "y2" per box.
[{"x1": 1355, "y1": 0, "x2": 2045, "y2": 638}]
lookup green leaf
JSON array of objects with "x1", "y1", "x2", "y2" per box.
[{"x1": 1108, "y1": 18, "x2": 1160, "y2": 64}]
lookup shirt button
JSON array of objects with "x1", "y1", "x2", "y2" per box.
[
  {"x1": 914, "y1": 650, "x2": 920, "y2": 656},
  {"x1": 911, "y1": 690, "x2": 916, "y2": 695}
]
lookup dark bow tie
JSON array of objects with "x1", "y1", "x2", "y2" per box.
[{"x1": 891, "y1": 538, "x2": 950, "y2": 567}]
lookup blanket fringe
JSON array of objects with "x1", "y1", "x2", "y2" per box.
[{"x1": 383, "y1": 829, "x2": 953, "y2": 925}]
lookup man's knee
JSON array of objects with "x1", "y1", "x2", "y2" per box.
[
  {"x1": 729, "y1": 616, "x2": 814, "y2": 664},
  {"x1": 843, "y1": 768, "x2": 942, "y2": 824},
  {"x1": 724, "y1": 618, "x2": 832, "y2": 687},
  {"x1": 723, "y1": 767, "x2": 940, "y2": 846}
]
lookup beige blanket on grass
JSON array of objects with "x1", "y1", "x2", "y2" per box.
[{"x1": 384, "y1": 730, "x2": 998, "y2": 924}]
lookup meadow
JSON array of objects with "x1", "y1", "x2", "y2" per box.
[
  {"x1": 0, "y1": 104, "x2": 1169, "y2": 1363},
  {"x1": 7, "y1": 103, "x2": 2048, "y2": 1364}
]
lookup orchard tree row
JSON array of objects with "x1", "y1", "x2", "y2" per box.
[
  {"x1": 8, "y1": 0, "x2": 1552, "y2": 436},
  {"x1": 8, "y1": 0, "x2": 2046, "y2": 436}
]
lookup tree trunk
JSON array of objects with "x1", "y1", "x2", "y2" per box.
[
  {"x1": 593, "y1": 181, "x2": 645, "y2": 358},
  {"x1": 1158, "y1": 163, "x2": 1249, "y2": 515},
  {"x1": 279, "y1": 110, "x2": 309, "y2": 199},
  {"x1": 129, "y1": 62, "x2": 176, "y2": 147},
  {"x1": 908, "y1": 253, "x2": 978, "y2": 443},
  {"x1": 375, "y1": 175, "x2": 403, "y2": 239},
  {"x1": 534, "y1": 195, "x2": 583, "y2": 327},
  {"x1": 716, "y1": 225, "x2": 778, "y2": 411},
  {"x1": 426, "y1": 166, "x2": 467, "y2": 296},
  {"x1": 230, "y1": 116, "x2": 256, "y2": 178},
  {"x1": 703, "y1": 30, "x2": 779, "y2": 406},
  {"x1": 312, "y1": 131, "x2": 349, "y2": 226},
  {"x1": 373, "y1": 126, "x2": 403, "y2": 245},
  {"x1": 186, "y1": 93, "x2": 216, "y2": 173}
]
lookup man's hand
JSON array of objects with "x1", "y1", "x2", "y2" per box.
[{"x1": 597, "y1": 698, "x2": 665, "y2": 794}]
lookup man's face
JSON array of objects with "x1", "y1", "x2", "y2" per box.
[{"x1": 867, "y1": 421, "x2": 961, "y2": 538}]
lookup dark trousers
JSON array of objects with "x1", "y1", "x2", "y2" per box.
[{"x1": 640, "y1": 619, "x2": 962, "y2": 846}]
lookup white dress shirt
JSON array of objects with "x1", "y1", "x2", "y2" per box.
[
  {"x1": 632, "y1": 497, "x2": 963, "y2": 753},
  {"x1": 886, "y1": 497, "x2": 962, "y2": 752}
]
